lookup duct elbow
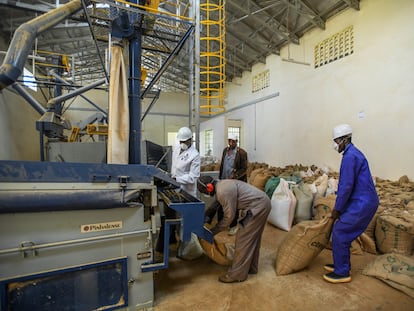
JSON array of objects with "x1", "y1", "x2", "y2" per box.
[
  {"x1": 0, "y1": 65, "x2": 21, "y2": 90},
  {"x1": 0, "y1": 23, "x2": 37, "y2": 91},
  {"x1": 0, "y1": 0, "x2": 86, "y2": 91}
]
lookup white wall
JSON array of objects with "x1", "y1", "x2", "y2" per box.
[
  {"x1": 64, "y1": 90, "x2": 194, "y2": 147},
  {"x1": 0, "y1": 32, "x2": 42, "y2": 161},
  {"x1": 0, "y1": 88, "x2": 40, "y2": 160},
  {"x1": 141, "y1": 92, "x2": 192, "y2": 145},
  {"x1": 201, "y1": 0, "x2": 414, "y2": 180}
]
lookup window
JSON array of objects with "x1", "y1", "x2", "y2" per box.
[
  {"x1": 167, "y1": 132, "x2": 177, "y2": 146},
  {"x1": 314, "y1": 25, "x2": 354, "y2": 68},
  {"x1": 22, "y1": 67, "x2": 37, "y2": 92},
  {"x1": 204, "y1": 129, "x2": 213, "y2": 156},
  {"x1": 252, "y1": 69, "x2": 270, "y2": 93}
]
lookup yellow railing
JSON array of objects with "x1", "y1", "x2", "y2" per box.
[{"x1": 200, "y1": 0, "x2": 226, "y2": 115}]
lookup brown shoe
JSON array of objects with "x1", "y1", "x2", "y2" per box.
[{"x1": 218, "y1": 274, "x2": 246, "y2": 283}]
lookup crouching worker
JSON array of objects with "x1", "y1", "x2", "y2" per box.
[{"x1": 197, "y1": 176, "x2": 271, "y2": 283}]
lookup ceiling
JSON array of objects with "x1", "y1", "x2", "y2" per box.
[{"x1": 0, "y1": 0, "x2": 360, "y2": 94}]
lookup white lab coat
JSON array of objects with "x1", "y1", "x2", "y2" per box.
[{"x1": 171, "y1": 143, "x2": 200, "y2": 197}]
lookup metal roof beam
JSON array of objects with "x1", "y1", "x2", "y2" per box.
[
  {"x1": 282, "y1": 0, "x2": 325, "y2": 30},
  {"x1": 227, "y1": 0, "x2": 299, "y2": 43},
  {"x1": 342, "y1": 0, "x2": 360, "y2": 10}
]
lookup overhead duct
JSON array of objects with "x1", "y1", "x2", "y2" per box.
[{"x1": 0, "y1": 0, "x2": 86, "y2": 90}]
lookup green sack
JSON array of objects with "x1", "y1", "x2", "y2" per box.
[{"x1": 265, "y1": 176, "x2": 281, "y2": 198}]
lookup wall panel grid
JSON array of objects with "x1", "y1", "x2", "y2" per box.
[
  {"x1": 252, "y1": 69, "x2": 270, "y2": 93},
  {"x1": 314, "y1": 25, "x2": 354, "y2": 68}
]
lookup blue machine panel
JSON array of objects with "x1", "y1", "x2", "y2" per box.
[{"x1": 0, "y1": 257, "x2": 128, "y2": 311}]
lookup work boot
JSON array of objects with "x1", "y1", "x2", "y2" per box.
[
  {"x1": 323, "y1": 272, "x2": 351, "y2": 284},
  {"x1": 248, "y1": 268, "x2": 258, "y2": 275},
  {"x1": 324, "y1": 264, "x2": 352, "y2": 274},
  {"x1": 218, "y1": 274, "x2": 246, "y2": 283}
]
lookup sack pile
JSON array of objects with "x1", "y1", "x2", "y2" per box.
[
  {"x1": 199, "y1": 162, "x2": 414, "y2": 295},
  {"x1": 252, "y1": 163, "x2": 414, "y2": 256}
]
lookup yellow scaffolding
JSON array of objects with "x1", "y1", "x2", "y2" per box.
[{"x1": 200, "y1": 0, "x2": 226, "y2": 115}]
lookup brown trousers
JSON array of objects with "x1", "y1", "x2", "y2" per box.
[{"x1": 227, "y1": 199, "x2": 271, "y2": 280}]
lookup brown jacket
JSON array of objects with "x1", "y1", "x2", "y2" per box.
[{"x1": 219, "y1": 147, "x2": 248, "y2": 182}]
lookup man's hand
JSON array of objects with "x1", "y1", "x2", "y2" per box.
[{"x1": 331, "y1": 209, "x2": 340, "y2": 220}]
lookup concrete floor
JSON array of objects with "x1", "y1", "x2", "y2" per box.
[{"x1": 153, "y1": 223, "x2": 414, "y2": 311}]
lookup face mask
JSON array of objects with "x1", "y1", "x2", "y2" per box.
[
  {"x1": 333, "y1": 138, "x2": 345, "y2": 153},
  {"x1": 180, "y1": 143, "x2": 188, "y2": 151}
]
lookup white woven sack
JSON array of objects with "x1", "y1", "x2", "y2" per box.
[{"x1": 268, "y1": 178, "x2": 297, "y2": 231}]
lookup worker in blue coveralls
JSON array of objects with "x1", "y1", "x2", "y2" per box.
[{"x1": 323, "y1": 124, "x2": 379, "y2": 283}]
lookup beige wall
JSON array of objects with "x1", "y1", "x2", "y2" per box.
[
  {"x1": 0, "y1": 33, "x2": 43, "y2": 161},
  {"x1": 0, "y1": 88, "x2": 41, "y2": 160}
]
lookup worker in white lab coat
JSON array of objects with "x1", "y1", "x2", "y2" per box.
[
  {"x1": 155, "y1": 126, "x2": 201, "y2": 259},
  {"x1": 171, "y1": 126, "x2": 200, "y2": 197}
]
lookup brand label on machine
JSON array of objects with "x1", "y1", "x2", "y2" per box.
[{"x1": 81, "y1": 221, "x2": 123, "y2": 233}]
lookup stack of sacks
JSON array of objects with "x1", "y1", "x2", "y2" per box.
[
  {"x1": 375, "y1": 209, "x2": 414, "y2": 256},
  {"x1": 201, "y1": 162, "x2": 414, "y2": 288},
  {"x1": 249, "y1": 167, "x2": 273, "y2": 191},
  {"x1": 373, "y1": 176, "x2": 414, "y2": 255}
]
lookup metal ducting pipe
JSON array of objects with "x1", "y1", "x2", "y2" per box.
[
  {"x1": 47, "y1": 77, "x2": 106, "y2": 108},
  {"x1": 49, "y1": 71, "x2": 108, "y2": 116},
  {"x1": 0, "y1": 0, "x2": 86, "y2": 90}
]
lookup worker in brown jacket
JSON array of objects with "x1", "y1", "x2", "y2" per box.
[
  {"x1": 219, "y1": 133, "x2": 248, "y2": 182},
  {"x1": 198, "y1": 175, "x2": 271, "y2": 283}
]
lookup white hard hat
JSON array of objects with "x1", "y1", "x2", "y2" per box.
[
  {"x1": 177, "y1": 127, "x2": 193, "y2": 141},
  {"x1": 332, "y1": 124, "x2": 352, "y2": 140},
  {"x1": 228, "y1": 133, "x2": 238, "y2": 141}
]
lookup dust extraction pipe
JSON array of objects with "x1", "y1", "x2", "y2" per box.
[{"x1": 0, "y1": 0, "x2": 86, "y2": 90}]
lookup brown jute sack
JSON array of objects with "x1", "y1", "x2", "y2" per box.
[
  {"x1": 312, "y1": 195, "x2": 336, "y2": 220},
  {"x1": 365, "y1": 205, "x2": 386, "y2": 241},
  {"x1": 363, "y1": 253, "x2": 414, "y2": 298},
  {"x1": 248, "y1": 168, "x2": 264, "y2": 185},
  {"x1": 375, "y1": 215, "x2": 414, "y2": 256},
  {"x1": 252, "y1": 172, "x2": 272, "y2": 191},
  {"x1": 199, "y1": 231, "x2": 235, "y2": 266},
  {"x1": 275, "y1": 217, "x2": 334, "y2": 275},
  {"x1": 358, "y1": 232, "x2": 377, "y2": 254}
]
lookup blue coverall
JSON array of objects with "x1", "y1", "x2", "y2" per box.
[{"x1": 332, "y1": 143, "x2": 379, "y2": 276}]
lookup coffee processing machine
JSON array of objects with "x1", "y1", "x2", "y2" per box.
[
  {"x1": 0, "y1": 1, "x2": 213, "y2": 309},
  {"x1": 0, "y1": 160, "x2": 212, "y2": 310}
]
